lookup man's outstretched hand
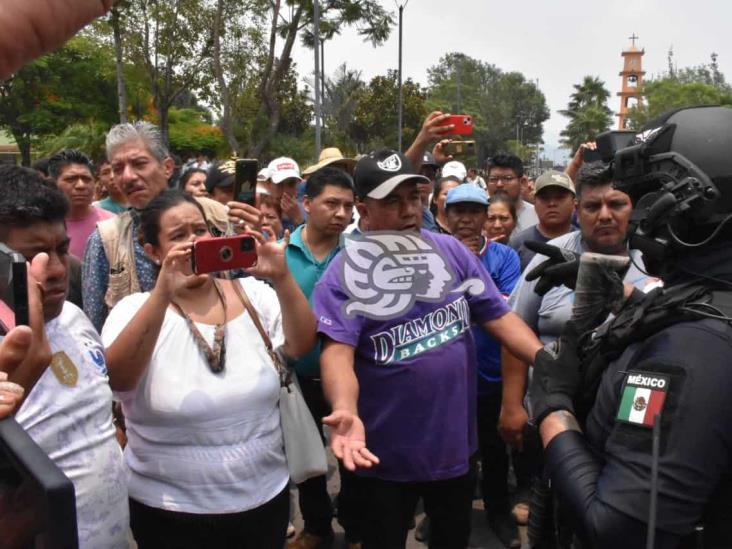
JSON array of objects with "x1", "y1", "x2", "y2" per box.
[{"x1": 322, "y1": 409, "x2": 380, "y2": 471}]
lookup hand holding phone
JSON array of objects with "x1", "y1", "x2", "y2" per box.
[
  {"x1": 440, "y1": 114, "x2": 473, "y2": 135},
  {"x1": 0, "y1": 244, "x2": 29, "y2": 331},
  {"x1": 191, "y1": 234, "x2": 258, "y2": 275},
  {"x1": 234, "y1": 159, "x2": 259, "y2": 205}
]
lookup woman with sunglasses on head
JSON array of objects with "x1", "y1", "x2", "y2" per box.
[{"x1": 102, "y1": 189, "x2": 316, "y2": 548}]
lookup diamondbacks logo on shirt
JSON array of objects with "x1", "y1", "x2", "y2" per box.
[
  {"x1": 616, "y1": 370, "x2": 669, "y2": 428},
  {"x1": 370, "y1": 296, "x2": 471, "y2": 364},
  {"x1": 339, "y1": 231, "x2": 485, "y2": 320}
]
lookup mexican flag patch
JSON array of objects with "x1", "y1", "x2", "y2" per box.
[{"x1": 616, "y1": 371, "x2": 669, "y2": 428}]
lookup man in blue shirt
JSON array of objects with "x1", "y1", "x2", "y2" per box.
[
  {"x1": 445, "y1": 184, "x2": 522, "y2": 548},
  {"x1": 284, "y1": 167, "x2": 358, "y2": 549}
]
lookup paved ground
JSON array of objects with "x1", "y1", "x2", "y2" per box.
[{"x1": 289, "y1": 452, "x2": 528, "y2": 549}]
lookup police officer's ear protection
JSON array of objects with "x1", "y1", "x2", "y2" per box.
[{"x1": 606, "y1": 122, "x2": 723, "y2": 263}]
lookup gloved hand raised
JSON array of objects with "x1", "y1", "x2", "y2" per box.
[
  {"x1": 524, "y1": 241, "x2": 581, "y2": 296},
  {"x1": 529, "y1": 321, "x2": 583, "y2": 425}
]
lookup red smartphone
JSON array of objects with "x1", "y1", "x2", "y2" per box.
[
  {"x1": 191, "y1": 234, "x2": 257, "y2": 274},
  {"x1": 442, "y1": 114, "x2": 473, "y2": 135}
]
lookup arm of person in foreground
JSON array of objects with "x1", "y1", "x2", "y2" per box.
[
  {"x1": 404, "y1": 111, "x2": 452, "y2": 171},
  {"x1": 104, "y1": 244, "x2": 190, "y2": 391},
  {"x1": 246, "y1": 231, "x2": 316, "y2": 358},
  {"x1": 498, "y1": 346, "x2": 530, "y2": 449},
  {"x1": 1, "y1": 254, "x2": 52, "y2": 408},
  {"x1": 538, "y1": 411, "x2": 688, "y2": 548},
  {"x1": 320, "y1": 338, "x2": 379, "y2": 471},
  {"x1": 482, "y1": 311, "x2": 542, "y2": 365},
  {"x1": 0, "y1": 0, "x2": 114, "y2": 79},
  {"x1": 482, "y1": 312, "x2": 540, "y2": 449}
]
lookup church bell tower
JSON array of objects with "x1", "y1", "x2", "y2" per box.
[{"x1": 617, "y1": 33, "x2": 645, "y2": 130}]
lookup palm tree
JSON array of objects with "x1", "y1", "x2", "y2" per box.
[
  {"x1": 322, "y1": 63, "x2": 364, "y2": 149},
  {"x1": 559, "y1": 76, "x2": 613, "y2": 152}
]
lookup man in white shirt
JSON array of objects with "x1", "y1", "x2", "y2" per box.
[
  {"x1": 467, "y1": 167, "x2": 487, "y2": 190},
  {"x1": 486, "y1": 154, "x2": 539, "y2": 232},
  {"x1": 0, "y1": 165, "x2": 128, "y2": 548}
]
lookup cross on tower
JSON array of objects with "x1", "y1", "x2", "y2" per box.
[{"x1": 629, "y1": 33, "x2": 639, "y2": 47}]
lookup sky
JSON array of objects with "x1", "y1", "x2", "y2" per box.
[{"x1": 290, "y1": 0, "x2": 732, "y2": 163}]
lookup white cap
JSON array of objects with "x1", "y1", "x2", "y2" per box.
[
  {"x1": 257, "y1": 167, "x2": 272, "y2": 182},
  {"x1": 267, "y1": 157, "x2": 302, "y2": 184},
  {"x1": 441, "y1": 160, "x2": 467, "y2": 182}
]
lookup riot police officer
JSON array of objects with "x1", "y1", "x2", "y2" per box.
[{"x1": 528, "y1": 105, "x2": 732, "y2": 548}]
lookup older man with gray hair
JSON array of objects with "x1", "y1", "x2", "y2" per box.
[{"x1": 82, "y1": 122, "x2": 258, "y2": 331}]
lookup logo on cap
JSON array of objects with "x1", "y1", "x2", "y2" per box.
[
  {"x1": 377, "y1": 154, "x2": 402, "y2": 172},
  {"x1": 276, "y1": 162, "x2": 295, "y2": 171}
]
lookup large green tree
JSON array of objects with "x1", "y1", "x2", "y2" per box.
[
  {"x1": 0, "y1": 36, "x2": 118, "y2": 165},
  {"x1": 350, "y1": 70, "x2": 428, "y2": 152},
  {"x1": 426, "y1": 53, "x2": 549, "y2": 163},
  {"x1": 244, "y1": 0, "x2": 394, "y2": 156},
  {"x1": 627, "y1": 53, "x2": 732, "y2": 128},
  {"x1": 559, "y1": 76, "x2": 613, "y2": 152},
  {"x1": 120, "y1": 0, "x2": 216, "y2": 145}
]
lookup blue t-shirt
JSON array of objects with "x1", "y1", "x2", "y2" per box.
[
  {"x1": 313, "y1": 230, "x2": 509, "y2": 482},
  {"x1": 470, "y1": 239, "x2": 521, "y2": 394}
]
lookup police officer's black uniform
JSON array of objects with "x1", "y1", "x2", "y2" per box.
[{"x1": 528, "y1": 106, "x2": 732, "y2": 549}]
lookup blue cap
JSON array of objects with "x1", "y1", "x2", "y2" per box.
[{"x1": 445, "y1": 183, "x2": 489, "y2": 207}]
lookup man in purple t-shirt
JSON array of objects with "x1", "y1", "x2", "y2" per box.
[{"x1": 313, "y1": 149, "x2": 542, "y2": 549}]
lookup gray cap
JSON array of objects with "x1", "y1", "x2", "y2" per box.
[{"x1": 534, "y1": 170, "x2": 575, "y2": 195}]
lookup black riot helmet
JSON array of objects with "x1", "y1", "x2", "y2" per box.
[{"x1": 607, "y1": 105, "x2": 732, "y2": 274}]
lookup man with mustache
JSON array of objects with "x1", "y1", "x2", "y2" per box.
[
  {"x1": 499, "y1": 162, "x2": 652, "y2": 540},
  {"x1": 82, "y1": 121, "x2": 258, "y2": 331}
]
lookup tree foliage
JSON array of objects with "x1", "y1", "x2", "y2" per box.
[
  {"x1": 0, "y1": 36, "x2": 118, "y2": 165},
  {"x1": 559, "y1": 75, "x2": 613, "y2": 152},
  {"x1": 627, "y1": 52, "x2": 732, "y2": 128},
  {"x1": 320, "y1": 63, "x2": 364, "y2": 153},
  {"x1": 426, "y1": 53, "x2": 549, "y2": 163},
  {"x1": 122, "y1": 0, "x2": 216, "y2": 145},
  {"x1": 167, "y1": 108, "x2": 227, "y2": 157},
  {"x1": 349, "y1": 71, "x2": 428, "y2": 152}
]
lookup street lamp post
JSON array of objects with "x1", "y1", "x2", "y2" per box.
[
  {"x1": 396, "y1": 0, "x2": 408, "y2": 152},
  {"x1": 321, "y1": 37, "x2": 325, "y2": 108},
  {"x1": 314, "y1": 0, "x2": 321, "y2": 157}
]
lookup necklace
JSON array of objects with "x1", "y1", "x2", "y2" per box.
[{"x1": 170, "y1": 279, "x2": 228, "y2": 373}]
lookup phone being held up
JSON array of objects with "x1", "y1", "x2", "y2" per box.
[
  {"x1": 0, "y1": 244, "x2": 29, "y2": 333},
  {"x1": 191, "y1": 234, "x2": 258, "y2": 275},
  {"x1": 234, "y1": 159, "x2": 259, "y2": 206},
  {"x1": 440, "y1": 114, "x2": 473, "y2": 135}
]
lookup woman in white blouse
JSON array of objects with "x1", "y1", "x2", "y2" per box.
[{"x1": 102, "y1": 189, "x2": 316, "y2": 548}]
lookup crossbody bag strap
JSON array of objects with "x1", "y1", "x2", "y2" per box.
[
  {"x1": 231, "y1": 280, "x2": 272, "y2": 350},
  {"x1": 231, "y1": 280, "x2": 293, "y2": 388}
]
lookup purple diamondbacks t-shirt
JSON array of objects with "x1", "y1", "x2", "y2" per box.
[{"x1": 313, "y1": 230, "x2": 509, "y2": 482}]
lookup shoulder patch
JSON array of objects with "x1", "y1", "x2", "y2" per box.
[{"x1": 616, "y1": 370, "x2": 669, "y2": 428}]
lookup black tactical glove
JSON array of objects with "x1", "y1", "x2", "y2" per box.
[
  {"x1": 529, "y1": 321, "x2": 582, "y2": 425},
  {"x1": 525, "y1": 241, "x2": 581, "y2": 296}
]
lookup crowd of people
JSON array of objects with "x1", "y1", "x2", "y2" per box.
[
  {"x1": 0, "y1": 100, "x2": 730, "y2": 549},
  {"x1": 1, "y1": 4, "x2": 731, "y2": 549}
]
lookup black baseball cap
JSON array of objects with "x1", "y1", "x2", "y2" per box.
[
  {"x1": 421, "y1": 151, "x2": 439, "y2": 167},
  {"x1": 205, "y1": 160, "x2": 235, "y2": 193},
  {"x1": 353, "y1": 149, "x2": 429, "y2": 200}
]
